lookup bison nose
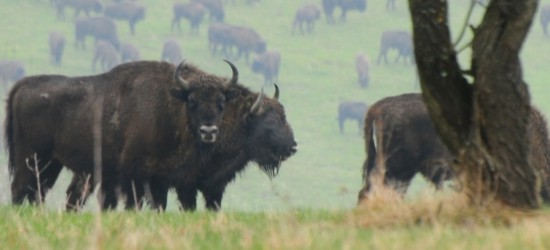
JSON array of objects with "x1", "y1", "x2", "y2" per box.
[{"x1": 199, "y1": 125, "x2": 219, "y2": 143}]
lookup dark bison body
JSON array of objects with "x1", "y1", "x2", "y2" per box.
[
  {"x1": 208, "y1": 24, "x2": 266, "y2": 63},
  {"x1": 541, "y1": 4, "x2": 550, "y2": 37},
  {"x1": 376, "y1": 30, "x2": 413, "y2": 65},
  {"x1": 355, "y1": 53, "x2": 369, "y2": 88},
  {"x1": 161, "y1": 39, "x2": 183, "y2": 65},
  {"x1": 49, "y1": 32, "x2": 66, "y2": 66},
  {"x1": 0, "y1": 60, "x2": 25, "y2": 85},
  {"x1": 192, "y1": 0, "x2": 225, "y2": 21},
  {"x1": 292, "y1": 4, "x2": 321, "y2": 35},
  {"x1": 92, "y1": 40, "x2": 119, "y2": 72},
  {"x1": 322, "y1": 0, "x2": 366, "y2": 24},
  {"x1": 75, "y1": 16, "x2": 120, "y2": 50},
  {"x1": 172, "y1": 2, "x2": 206, "y2": 35},
  {"x1": 120, "y1": 43, "x2": 141, "y2": 63},
  {"x1": 208, "y1": 23, "x2": 232, "y2": 56},
  {"x1": 54, "y1": 0, "x2": 102, "y2": 20},
  {"x1": 338, "y1": 101, "x2": 367, "y2": 134},
  {"x1": 103, "y1": 2, "x2": 146, "y2": 35},
  {"x1": 357, "y1": 94, "x2": 453, "y2": 202},
  {"x1": 251, "y1": 51, "x2": 281, "y2": 85},
  {"x1": 5, "y1": 60, "x2": 240, "y2": 210}
]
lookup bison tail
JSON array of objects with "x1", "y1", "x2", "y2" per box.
[
  {"x1": 361, "y1": 108, "x2": 376, "y2": 183},
  {"x1": 4, "y1": 82, "x2": 20, "y2": 177}
]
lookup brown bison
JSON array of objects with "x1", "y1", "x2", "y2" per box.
[
  {"x1": 5, "y1": 60, "x2": 240, "y2": 210},
  {"x1": 322, "y1": 0, "x2": 366, "y2": 24},
  {"x1": 376, "y1": 30, "x2": 413, "y2": 65},
  {"x1": 355, "y1": 53, "x2": 369, "y2": 88},
  {"x1": 338, "y1": 101, "x2": 368, "y2": 134},
  {"x1": 53, "y1": 0, "x2": 102, "y2": 20},
  {"x1": 75, "y1": 16, "x2": 120, "y2": 50},
  {"x1": 208, "y1": 22, "x2": 232, "y2": 56},
  {"x1": 0, "y1": 60, "x2": 25, "y2": 86},
  {"x1": 221, "y1": 25, "x2": 267, "y2": 64},
  {"x1": 192, "y1": 0, "x2": 225, "y2": 22},
  {"x1": 292, "y1": 4, "x2": 321, "y2": 35},
  {"x1": 120, "y1": 42, "x2": 141, "y2": 63},
  {"x1": 92, "y1": 40, "x2": 119, "y2": 72},
  {"x1": 541, "y1": 4, "x2": 550, "y2": 37},
  {"x1": 103, "y1": 2, "x2": 146, "y2": 35},
  {"x1": 171, "y1": 2, "x2": 207, "y2": 35},
  {"x1": 251, "y1": 51, "x2": 281, "y2": 85},
  {"x1": 161, "y1": 39, "x2": 184, "y2": 65},
  {"x1": 49, "y1": 31, "x2": 66, "y2": 66}
]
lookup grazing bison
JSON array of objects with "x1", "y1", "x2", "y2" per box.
[
  {"x1": 0, "y1": 60, "x2": 25, "y2": 86},
  {"x1": 5, "y1": 60, "x2": 241, "y2": 210},
  {"x1": 355, "y1": 53, "x2": 370, "y2": 88},
  {"x1": 54, "y1": 0, "x2": 102, "y2": 20},
  {"x1": 376, "y1": 30, "x2": 413, "y2": 65},
  {"x1": 192, "y1": 0, "x2": 225, "y2": 22},
  {"x1": 171, "y1": 2, "x2": 207, "y2": 35},
  {"x1": 207, "y1": 24, "x2": 266, "y2": 63},
  {"x1": 338, "y1": 101, "x2": 368, "y2": 134},
  {"x1": 92, "y1": 40, "x2": 119, "y2": 72},
  {"x1": 322, "y1": 0, "x2": 366, "y2": 24},
  {"x1": 103, "y1": 2, "x2": 146, "y2": 35},
  {"x1": 120, "y1": 43, "x2": 141, "y2": 63},
  {"x1": 292, "y1": 4, "x2": 321, "y2": 35},
  {"x1": 208, "y1": 22, "x2": 233, "y2": 56},
  {"x1": 541, "y1": 4, "x2": 550, "y2": 37},
  {"x1": 49, "y1": 31, "x2": 66, "y2": 66},
  {"x1": 251, "y1": 51, "x2": 281, "y2": 85},
  {"x1": 75, "y1": 16, "x2": 120, "y2": 50},
  {"x1": 161, "y1": 39, "x2": 184, "y2": 65}
]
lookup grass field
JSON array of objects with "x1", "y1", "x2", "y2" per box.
[{"x1": 1, "y1": 0, "x2": 550, "y2": 248}]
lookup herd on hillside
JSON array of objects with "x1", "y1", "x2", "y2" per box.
[{"x1": 2, "y1": 0, "x2": 550, "y2": 211}]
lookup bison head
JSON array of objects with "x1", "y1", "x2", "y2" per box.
[
  {"x1": 172, "y1": 60, "x2": 240, "y2": 144},
  {"x1": 245, "y1": 85, "x2": 297, "y2": 177}
]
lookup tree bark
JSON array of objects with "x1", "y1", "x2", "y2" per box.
[{"x1": 409, "y1": 0, "x2": 541, "y2": 208}]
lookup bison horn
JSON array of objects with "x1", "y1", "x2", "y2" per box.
[
  {"x1": 273, "y1": 83, "x2": 279, "y2": 100},
  {"x1": 250, "y1": 88, "x2": 264, "y2": 115},
  {"x1": 223, "y1": 59, "x2": 238, "y2": 86},
  {"x1": 175, "y1": 61, "x2": 190, "y2": 90}
]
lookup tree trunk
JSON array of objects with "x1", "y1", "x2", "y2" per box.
[{"x1": 408, "y1": 0, "x2": 541, "y2": 208}]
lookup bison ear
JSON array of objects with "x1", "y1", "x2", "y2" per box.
[{"x1": 170, "y1": 88, "x2": 189, "y2": 102}]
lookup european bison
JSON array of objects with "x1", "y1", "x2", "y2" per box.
[
  {"x1": 192, "y1": 0, "x2": 225, "y2": 22},
  {"x1": 120, "y1": 43, "x2": 141, "y2": 63},
  {"x1": 49, "y1": 31, "x2": 66, "y2": 66},
  {"x1": 171, "y1": 2, "x2": 207, "y2": 35},
  {"x1": 292, "y1": 4, "x2": 321, "y2": 35},
  {"x1": 251, "y1": 51, "x2": 281, "y2": 85},
  {"x1": 322, "y1": 0, "x2": 366, "y2": 24},
  {"x1": 355, "y1": 53, "x2": 369, "y2": 88},
  {"x1": 208, "y1": 22, "x2": 232, "y2": 56},
  {"x1": 338, "y1": 101, "x2": 368, "y2": 134},
  {"x1": 103, "y1": 2, "x2": 146, "y2": 35},
  {"x1": 0, "y1": 60, "x2": 25, "y2": 86},
  {"x1": 53, "y1": 0, "x2": 102, "y2": 20},
  {"x1": 215, "y1": 25, "x2": 267, "y2": 64},
  {"x1": 75, "y1": 16, "x2": 120, "y2": 50},
  {"x1": 5, "y1": 60, "x2": 240, "y2": 210},
  {"x1": 161, "y1": 39, "x2": 184, "y2": 65},
  {"x1": 541, "y1": 4, "x2": 550, "y2": 37},
  {"x1": 376, "y1": 30, "x2": 413, "y2": 65},
  {"x1": 92, "y1": 40, "x2": 119, "y2": 72}
]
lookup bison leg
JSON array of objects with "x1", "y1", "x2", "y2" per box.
[
  {"x1": 122, "y1": 178, "x2": 146, "y2": 210},
  {"x1": 129, "y1": 21, "x2": 137, "y2": 36},
  {"x1": 11, "y1": 154, "x2": 62, "y2": 205},
  {"x1": 176, "y1": 184, "x2": 198, "y2": 211},
  {"x1": 147, "y1": 176, "x2": 169, "y2": 211},
  {"x1": 66, "y1": 172, "x2": 94, "y2": 211},
  {"x1": 201, "y1": 186, "x2": 225, "y2": 211}
]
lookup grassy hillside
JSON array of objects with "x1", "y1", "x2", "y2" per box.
[{"x1": 1, "y1": 0, "x2": 550, "y2": 213}]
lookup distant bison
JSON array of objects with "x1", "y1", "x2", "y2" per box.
[
  {"x1": 207, "y1": 24, "x2": 266, "y2": 63},
  {"x1": 54, "y1": 0, "x2": 102, "y2": 20},
  {"x1": 541, "y1": 4, "x2": 550, "y2": 37},
  {"x1": 208, "y1": 23, "x2": 232, "y2": 56},
  {"x1": 0, "y1": 60, "x2": 25, "y2": 85},
  {"x1": 338, "y1": 101, "x2": 368, "y2": 134},
  {"x1": 120, "y1": 43, "x2": 141, "y2": 63},
  {"x1": 322, "y1": 0, "x2": 366, "y2": 24},
  {"x1": 192, "y1": 0, "x2": 225, "y2": 22},
  {"x1": 92, "y1": 40, "x2": 119, "y2": 72},
  {"x1": 292, "y1": 4, "x2": 321, "y2": 35},
  {"x1": 172, "y1": 2, "x2": 207, "y2": 35},
  {"x1": 355, "y1": 53, "x2": 370, "y2": 88},
  {"x1": 49, "y1": 31, "x2": 66, "y2": 66},
  {"x1": 161, "y1": 39, "x2": 183, "y2": 65},
  {"x1": 376, "y1": 30, "x2": 413, "y2": 65},
  {"x1": 75, "y1": 16, "x2": 120, "y2": 50},
  {"x1": 103, "y1": 2, "x2": 146, "y2": 35},
  {"x1": 251, "y1": 51, "x2": 281, "y2": 85}
]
